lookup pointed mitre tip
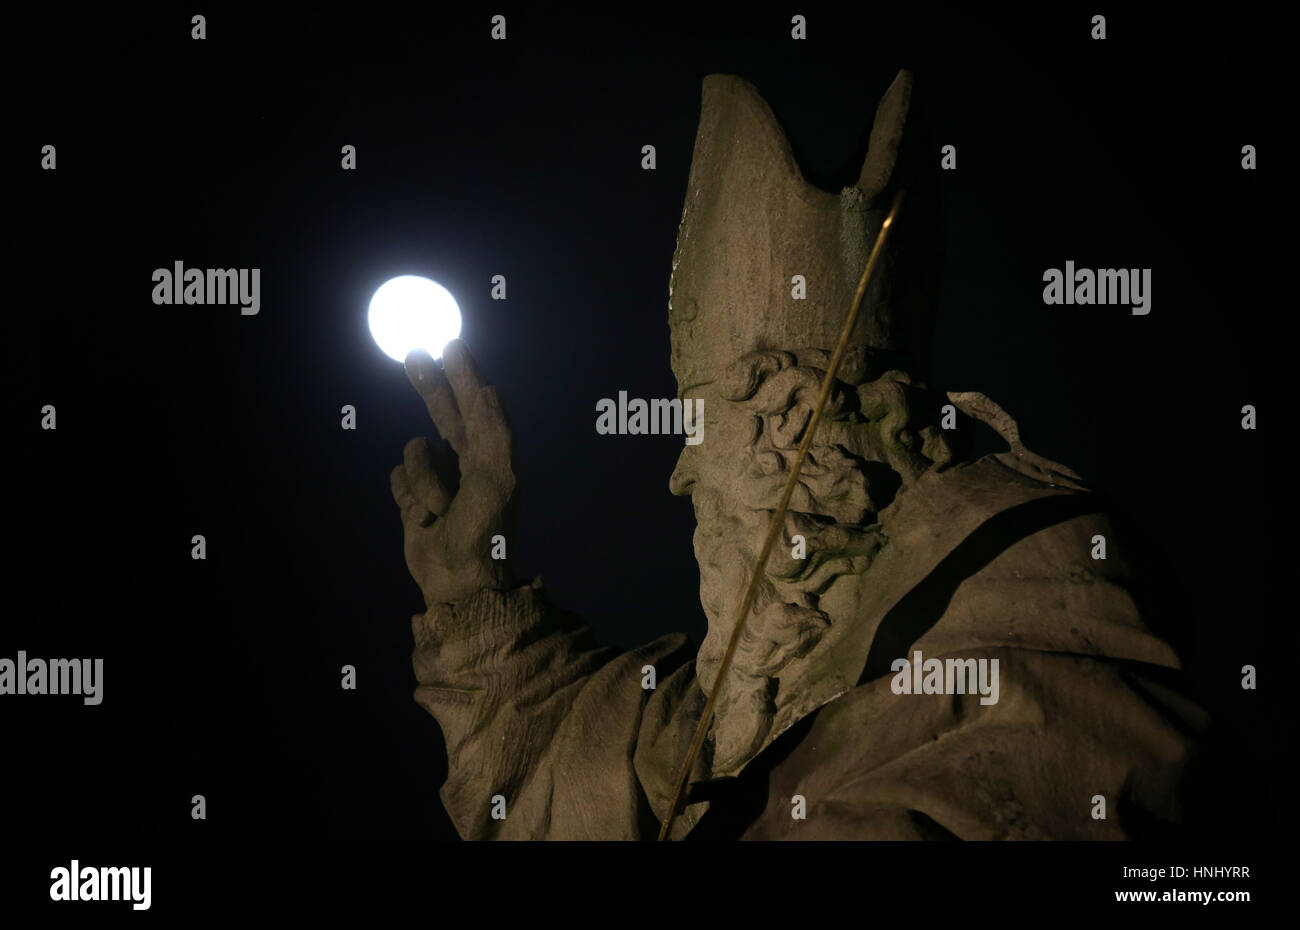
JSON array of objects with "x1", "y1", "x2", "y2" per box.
[
  {"x1": 690, "y1": 74, "x2": 803, "y2": 186},
  {"x1": 700, "y1": 73, "x2": 761, "y2": 108},
  {"x1": 890, "y1": 68, "x2": 914, "y2": 89},
  {"x1": 876, "y1": 69, "x2": 915, "y2": 122},
  {"x1": 855, "y1": 69, "x2": 917, "y2": 200}
]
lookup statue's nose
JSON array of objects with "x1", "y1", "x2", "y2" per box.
[{"x1": 669, "y1": 445, "x2": 698, "y2": 497}]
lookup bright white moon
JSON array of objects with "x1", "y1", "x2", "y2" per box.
[{"x1": 368, "y1": 275, "x2": 462, "y2": 362}]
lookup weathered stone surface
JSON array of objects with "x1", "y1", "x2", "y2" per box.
[{"x1": 391, "y1": 71, "x2": 1205, "y2": 840}]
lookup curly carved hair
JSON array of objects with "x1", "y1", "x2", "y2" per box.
[{"x1": 719, "y1": 346, "x2": 955, "y2": 510}]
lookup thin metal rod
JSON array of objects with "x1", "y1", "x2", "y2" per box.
[{"x1": 657, "y1": 189, "x2": 907, "y2": 841}]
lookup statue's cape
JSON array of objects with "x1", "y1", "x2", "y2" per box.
[
  {"x1": 634, "y1": 448, "x2": 1188, "y2": 837},
  {"x1": 412, "y1": 401, "x2": 1201, "y2": 839}
]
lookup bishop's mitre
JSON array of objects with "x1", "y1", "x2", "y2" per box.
[{"x1": 668, "y1": 69, "x2": 938, "y2": 394}]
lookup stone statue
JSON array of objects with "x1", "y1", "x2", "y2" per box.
[{"x1": 389, "y1": 70, "x2": 1207, "y2": 839}]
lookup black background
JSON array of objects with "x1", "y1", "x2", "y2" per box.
[{"x1": 5, "y1": 1, "x2": 1291, "y2": 906}]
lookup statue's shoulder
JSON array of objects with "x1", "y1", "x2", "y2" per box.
[
  {"x1": 838, "y1": 429, "x2": 1116, "y2": 692},
  {"x1": 882, "y1": 447, "x2": 1095, "y2": 557},
  {"x1": 896, "y1": 389, "x2": 1099, "y2": 537}
]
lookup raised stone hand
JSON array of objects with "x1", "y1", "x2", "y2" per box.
[{"x1": 390, "y1": 339, "x2": 516, "y2": 608}]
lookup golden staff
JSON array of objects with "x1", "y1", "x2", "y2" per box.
[{"x1": 657, "y1": 188, "x2": 907, "y2": 841}]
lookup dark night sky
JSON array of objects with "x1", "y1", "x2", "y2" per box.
[{"x1": 7, "y1": 1, "x2": 1291, "y2": 862}]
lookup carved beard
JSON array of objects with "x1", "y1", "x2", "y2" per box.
[
  {"x1": 707, "y1": 596, "x2": 834, "y2": 774},
  {"x1": 696, "y1": 526, "x2": 839, "y2": 775},
  {"x1": 689, "y1": 364, "x2": 901, "y2": 774}
]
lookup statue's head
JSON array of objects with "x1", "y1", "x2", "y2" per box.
[{"x1": 667, "y1": 71, "x2": 950, "y2": 774}]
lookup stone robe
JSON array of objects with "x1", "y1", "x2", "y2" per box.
[{"x1": 411, "y1": 448, "x2": 1207, "y2": 840}]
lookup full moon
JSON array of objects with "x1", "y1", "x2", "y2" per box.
[{"x1": 368, "y1": 275, "x2": 462, "y2": 362}]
